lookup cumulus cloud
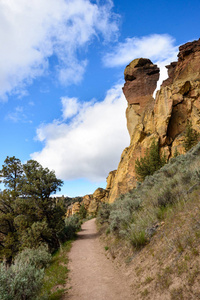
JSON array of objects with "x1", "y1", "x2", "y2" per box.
[
  {"x1": 0, "y1": 0, "x2": 118, "y2": 99},
  {"x1": 61, "y1": 97, "x2": 79, "y2": 119},
  {"x1": 103, "y1": 34, "x2": 179, "y2": 90},
  {"x1": 31, "y1": 84, "x2": 129, "y2": 181}
]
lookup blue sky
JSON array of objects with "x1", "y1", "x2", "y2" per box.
[{"x1": 0, "y1": 0, "x2": 199, "y2": 197}]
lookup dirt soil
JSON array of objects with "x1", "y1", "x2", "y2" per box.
[{"x1": 64, "y1": 218, "x2": 134, "y2": 300}]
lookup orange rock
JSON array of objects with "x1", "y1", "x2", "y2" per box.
[{"x1": 107, "y1": 39, "x2": 200, "y2": 203}]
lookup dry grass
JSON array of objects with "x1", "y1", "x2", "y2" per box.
[{"x1": 97, "y1": 142, "x2": 200, "y2": 299}]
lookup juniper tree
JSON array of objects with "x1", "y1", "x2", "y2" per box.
[
  {"x1": 135, "y1": 139, "x2": 166, "y2": 182},
  {"x1": 0, "y1": 156, "x2": 23, "y2": 192},
  {"x1": 0, "y1": 157, "x2": 64, "y2": 262},
  {"x1": 183, "y1": 121, "x2": 199, "y2": 152}
]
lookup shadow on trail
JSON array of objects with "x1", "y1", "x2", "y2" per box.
[{"x1": 77, "y1": 231, "x2": 100, "y2": 240}]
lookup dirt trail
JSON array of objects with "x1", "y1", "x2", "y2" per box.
[{"x1": 65, "y1": 218, "x2": 133, "y2": 300}]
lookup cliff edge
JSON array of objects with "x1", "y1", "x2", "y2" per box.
[{"x1": 108, "y1": 38, "x2": 200, "y2": 203}]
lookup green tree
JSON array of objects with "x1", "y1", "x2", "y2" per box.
[
  {"x1": 183, "y1": 121, "x2": 199, "y2": 152},
  {"x1": 22, "y1": 160, "x2": 63, "y2": 200},
  {"x1": 18, "y1": 160, "x2": 64, "y2": 252},
  {"x1": 0, "y1": 190, "x2": 19, "y2": 264},
  {"x1": 78, "y1": 204, "x2": 87, "y2": 219},
  {"x1": 135, "y1": 139, "x2": 166, "y2": 181},
  {"x1": 0, "y1": 156, "x2": 23, "y2": 192},
  {"x1": 0, "y1": 157, "x2": 65, "y2": 262}
]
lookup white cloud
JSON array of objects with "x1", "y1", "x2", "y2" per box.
[
  {"x1": 61, "y1": 97, "x2": 79, "y2": 120},
  {"x1": 5, "y1": 106, "x2": 32, "y2": 123},
  {"x1": 31, "y1": 84, "x2": 129, "y2": 181},
  {"x1": 103, "y1": 34, "x2": 178, "y2": 67},
  {"x1": 103, "y1": 34, "x2": 179, "y2": 91},
  {"x1": 0, "y1": 0, "x2": 118, "y2": 99}
]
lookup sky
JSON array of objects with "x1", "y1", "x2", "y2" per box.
[{"x1": 0, "y1": 0, "x2": 199, "y2": 197}]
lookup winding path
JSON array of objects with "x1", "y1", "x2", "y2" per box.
[{"x1": 64, "y1": 218, "x2": 133, "y2": 300}]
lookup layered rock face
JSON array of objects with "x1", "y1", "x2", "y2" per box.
[{"x1": 108, "y1": 38, "x2": 200, "y2": 203}]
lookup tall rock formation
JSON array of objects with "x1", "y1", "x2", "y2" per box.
[
  {"x1": 66, "y1": 39, "x2": 200, "y2": 214},
  {"x1": 108, "y1": 38, "x2": 200, "y2": 203}
]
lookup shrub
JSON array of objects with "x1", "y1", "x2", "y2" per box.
[
  {"x1": 155, "y1": 188, "x2": 176, "y2": 208},
  {"x1": 108, "y1": 195, "x2": 142, "y2": 236},
  {"x1": 64, "y1": 215, "x2": 81, "y2": 239},
  {"x1": 135, "y1": 139, "x2": 167, "y2": 181},
  {"x1": 96, "y1": 203, "x2": 111, "y2": 225},
  {"x1": 109, "y1": 210, "x2": 131, "y2": 235},
  {"x1": 128, "y1": 225, "x2": 148, "y2": 248},
  {"x1": 0, "y1": 246, "x2": 50, "y2": 300},
  {"x1": 14, "y1": 245, "x2": 51, "y2": 269},
  {"x1": 0, "y1": 263, "x2": 44, "y2": 300}
]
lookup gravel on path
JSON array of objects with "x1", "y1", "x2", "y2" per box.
[{"x1": 64, "y1": 218, "x2": 133, "y2": 300}]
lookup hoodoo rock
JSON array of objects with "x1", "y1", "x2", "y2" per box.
[
  {"x1": 123, "y1": 58, "x2": 159, "y2": 137},
  {"x1": 108, "y1": 38, "x2": 200, "y2": 203},
  {"x1": 123, "y1": 58, "x2": 159, "y2": 112}
]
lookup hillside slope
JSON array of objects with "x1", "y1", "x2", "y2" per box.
[{"x1": 97, "y1": 142, "x2": 200, "y2": 299}]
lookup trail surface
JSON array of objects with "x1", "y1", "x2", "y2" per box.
[{"x1": 65, "y1": 218, "x2": 133, "y2": 300}]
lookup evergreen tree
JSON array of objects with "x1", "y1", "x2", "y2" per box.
[
  {"x1": 183, "y1": 121, "x2": 199, "y2": 152},
  {"x1": 135, "y1": 139, "x2": 166, "y2": 182},
  {"x1": 0, "y1": 156, "x2": 23, "y2": 192},
  {"x1": 78, "y1": 204, "x2": 87, "y2": 219},
  {"x1": 0, "y1": 157, "x2": 65, "y2": 263},
  {"x1": 0, "y1": 189, "x2": 19, "y2": 264}
]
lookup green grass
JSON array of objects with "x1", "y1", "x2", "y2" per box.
[
  {"x1": 40, "y1": 240, "x2": 72, "y2": 299},
  {"x1": 144, "y1": 276, "x2": 154, "y2": 285}
]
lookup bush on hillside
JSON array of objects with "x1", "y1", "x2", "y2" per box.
[
  {"x1": 109, "y1": 195, "x2": 141, "y2": 235},
  {"x1": 96, "y1": 203, "x2": 111, "y2": 224},
  {"x1": 128, "y1": 225, "x2": 148, "y2": 248}
]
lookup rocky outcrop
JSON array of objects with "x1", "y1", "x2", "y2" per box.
[
  {"x1": 87, "y1": 188, "x2": 108, "y2": 215},
  {"x1": 123, "y1": 58, "x2": 159, "y2": 137},
  {"x1": 106, "y1": 170, "x2": 117, "y2": 190},
  {"x1": 66, "y1": 187, "x2": 109, "y2": 217},
  {"x1": 66, "y1": 39, "x2": 200, "y2": 211},
  {"x1": 108, "y1": 38, "x2": 200, "y2": 203}
]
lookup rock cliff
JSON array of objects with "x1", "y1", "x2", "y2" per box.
[
  {"x1": 108, "y1": 38, "x2": 200, "y2": 203},
  {"x1": 66, "y1": 38, "x2": 200, "y2": 213}
]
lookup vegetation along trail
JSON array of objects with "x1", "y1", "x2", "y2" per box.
[{"x1": 64, "y1": 218, "x2": 133, "y2": 300}]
